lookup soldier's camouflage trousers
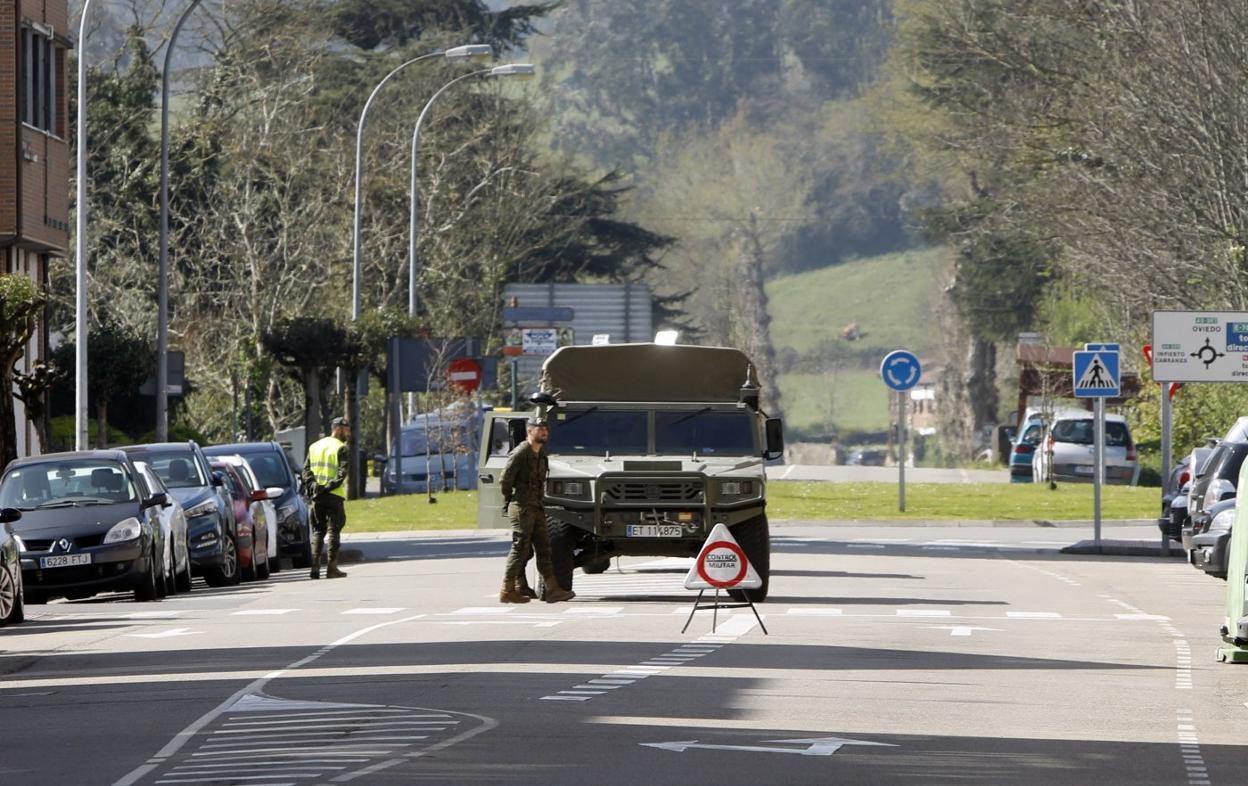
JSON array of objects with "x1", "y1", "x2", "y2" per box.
[{"x1": 504, "y1": 505, "x2": 553, "y2": 581}]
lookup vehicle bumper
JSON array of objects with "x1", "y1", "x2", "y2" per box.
[
  {"x1": 19, "y1": 541, "x2": 152, "y2": 595},
  {"x1": 1052, "y1": 464, "x2": 1137, "y2": 484},
  {"x1": 1191, "y1": 532, "x2": 1231, "y2": 577},
  {"x1": 548, "y1": 502, "x2": 764, "y2": 558}
]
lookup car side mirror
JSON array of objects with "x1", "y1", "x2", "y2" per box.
[
  {"x1": 0, "y1": 507, "x2": 22, "y2": 524},
  {"x1": 144, "y1": 492, "x2": 168, "y2": 509},
  {"x1": 211, "y1": 471, "x2": 225, "y2": 487},
  {"x1": 763, "y1": 418, "x2": 784, "y2": 460},
  {"x1": 266, "y1": 487, "x2": 283, "y2": 500},
  {"x1": 249, "y1": 489, "x2": 268, "y2": 502}
]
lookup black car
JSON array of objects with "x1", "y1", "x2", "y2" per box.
[
  {"x1": 1184, "y1": 442, "x2": 1248, "y2": 547},
  {"x1": 121, "y1": 442, "x2": 240, "y2": 587},
  {"x1": 2, "y1": 451, "x2": 168, "y2": 603},
  {"x1": 1, "y1": 508, "x2": 25, "y2": 625},
  {"x1": 206, "y1": 442, "x2": 311, "y2": 568},
  {"x1": 1191, "y1": 497, "x2": 1237, "y2": 579}
]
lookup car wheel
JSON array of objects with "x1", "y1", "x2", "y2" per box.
[
  {"x1": 539, "y1": 519, "x2": 576, "y2": 599},
  {"x1": 728, "y1": 514, "x2": 770, "y2": 603},
  {"x1": 0, "y1": 563, "x2": 24, "y2": 626},
  {"x1": 242, "y1": 546, "x2": 258, "y2": 582},
  {"x1": 134, "y1": 547, "x2": 161, "y2": 602},
  {"x1": 205, "y1": 535, "x2": 240, "y2": 587},
  {"x1": 257, "y1": 548, "x2": 271, "y2": 580},
  {"x1": 175, "y1": 544, "x2": 193, "y2": 593}
]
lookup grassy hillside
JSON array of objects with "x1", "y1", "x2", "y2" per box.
[{"x1": 768, "y1": 248, "x2": 948, "y2": 438}]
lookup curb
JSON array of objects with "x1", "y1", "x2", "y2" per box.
[{"x1": 1060, "y1": 539, "x2": 1184, "y2": 558}]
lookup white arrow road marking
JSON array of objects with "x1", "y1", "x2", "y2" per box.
[
  {"x1": 641, "y1": 736, "x2": 896, "y2": 756},
  {"x1": 126, "y1": 627, "x2": 201, "y2": 639},
  {"x1": 924, "y1": 625, "x2": 1003, "y2": 637}
]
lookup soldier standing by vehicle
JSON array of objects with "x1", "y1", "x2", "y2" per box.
[
  {"x1": 302, "y1": 417, "x2": 351, "y2": 580},
  {"x1": 500, "y1": 416, "x2": 574, "y2": 603}
]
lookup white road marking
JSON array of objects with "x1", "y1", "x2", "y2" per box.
[
  {"x1": 1116, "y1": 613, "x2": 1171, "y2": 621},
  {"x1": 450, "y1": 607, "x2": 513, "y2": 615},
  {"x1": 562, "y1": 606, "x2": 624, "y2": 615},
  {"x1": 1006, "y1": 612, "x2": 1062, "y2": 619},
  {"x1": 640, "y1": 736, "x2": 896, "y2": 757},
  {"x1": 896, "y1": 610, "x2": 951, "y2": 617},
  {"x1": 127, "y1": 610, "x2": 183, "y2": 619},
  {"x1": 924, "y1": 625, "x2": 1003, "y2": 637},
  {"x1": 126, "y1": 627, "x2": 200, "y2": 639},
  {"x1": 342, "y1": 608, "x2": 405, "y2": 615},
  {"x1": 232, "y1": 609, "x2": 298, "y2": 616}
]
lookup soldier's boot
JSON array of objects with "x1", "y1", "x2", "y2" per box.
[
  {"x1": 309, "y1": 541, "x2": 323, "y2": 580},
  {"x1": 516, "y1": 573, "x2": 538, "y2": 599},
  {"x1": 541, "y1": 574, "x2": 575, "y2": 603},
  {"x1": 326, "y1": 547, "x2": 347, "y2": 579},
  {"x1": 499, "y1": 578, "x2": 531, "y2": 604}
]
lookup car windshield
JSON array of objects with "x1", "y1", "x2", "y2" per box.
[
  {"x1": 0, "y1": 460, "x2": 139, "y2": 509},
  {"x1": 1052, "y1": 419, "x2": 1131, "y2": 448},
  {"x1": 1020, "y1": 423, "x2": 1044, "y2": 444},
  {"x1": 549, "y1": 410, "x2": 648, "y2": 455},
  {"x1": 655, "y1": 410, "x2": 755, "y2": 456},
  {"x1": 132, "y1": 449, "x2": 207, "y2": 489},
  {"x1": 226, "y1": 450, "x2": 291, "y2": 488}
]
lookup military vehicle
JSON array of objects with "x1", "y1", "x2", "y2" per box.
[{"x1": 477, "y1": 343, "x2": 783, "y2": 601}]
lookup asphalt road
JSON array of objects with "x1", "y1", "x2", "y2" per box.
[{"x1": 1, "y1": 523, "x2": 1242, "y2": 785}]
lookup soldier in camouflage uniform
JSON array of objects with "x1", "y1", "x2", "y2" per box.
[{"x1": 500, "y1": 415, "x2": 574, "y2": 603}]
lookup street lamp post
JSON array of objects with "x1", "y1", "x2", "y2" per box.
[
  {"x1": 347, "y1": 44, "x2": 491, "y2": 499},
  {"x1": 156, "y1": 0, "x2": 205, "y2": 442},
  {"x1": 75, "y1": 0, "x2": 97, "y2": 450}
]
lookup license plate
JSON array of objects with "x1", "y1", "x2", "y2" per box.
[
  {"x1": 625, "y1": 525, "x2": 683, "y2": 538},
  {"x1": 1073, "y1": 466, "x2": 1094, "y2": 475},
  {"x1": 40, "y1": 554, "x2": 92, "y2": 569}
]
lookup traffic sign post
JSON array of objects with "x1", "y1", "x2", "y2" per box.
[
  {"x1": 681, "y1": 523, "x2": 767, "y2": 635},
  {"x1": 1073, "y1": 346, "x2": 1121, "y2": 551},
  {"x1": 881, "y1": 350, "x2": 922, "y2": 513}
]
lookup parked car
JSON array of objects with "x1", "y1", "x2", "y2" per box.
[
  {"x1": 206, "y1": 442, "x2": 310, "y2": 568},
  {"x1": 1191, "y1": 497, "x2": 1237, "y2": 579},
  {"x1": 1032, "y1": 412, "x2": 1139, "y2": 485},
  {"x1": 121, "y1": 442, "x2": 239, "y2": 587},
  {"x1": 1160, "y1": 446, "x2": 1214, "y2": 539},
  {"x1": 210, "y1": 457, "x2": 276, "y2": 580},
  {"x1": 1009, "y1": 417, "x2": 1045, "y2": 482},
  {"x1": 1, "y1": 507, "x2": 25, "y2": 625},
  {"x1": 1184, "y1": 441, "x2": 1248, "y2": 544},
  {"x1": 2, "y1": 451, "x2": 168, "y2": 603},
  {"x1": 845, "y1": 448, "x2": 888, "y2": 466},
  {"x1": 1181, "y1": 446, "x2": 1225, "y2": 550},
  {"x1": 378, "y1": 405, "x2": 484, "y2": 495},
  {"x1": 133, "y1": 460, "x2": 192, "y2": 594}
]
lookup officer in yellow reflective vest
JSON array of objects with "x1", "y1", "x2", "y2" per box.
[{"x1": 301, "y1": 417, "x2": 351, "y2": 579}]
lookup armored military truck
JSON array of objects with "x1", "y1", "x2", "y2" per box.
[{"x1": 477, "y1": 343, "x2": 783, "y2": 601}]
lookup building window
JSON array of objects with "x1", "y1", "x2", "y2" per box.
[{"x1": 20, "y1": 27, "x2": 63, "y2": 136}]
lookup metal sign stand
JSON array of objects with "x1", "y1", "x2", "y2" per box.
[
  {"x1": 898, "y1": 390, "x2": 907, "y2": 513},
  {"x1": 1094, "y1": 397, "x2": 1104, "y2": 551},
  {"x1": 680, "y1": 589, "x2": 767, "y2": 636}
]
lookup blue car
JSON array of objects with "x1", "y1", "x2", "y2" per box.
[{"x1": 1009, "y1": 418, "x2": 1045, "y2": 482}]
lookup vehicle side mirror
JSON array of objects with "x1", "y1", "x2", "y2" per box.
[
  {"x1": 763, "y1": 418, "x2": 784, "y2": 460},
  {"x1": 144, "y1": 493, "x2": 168, "y2": 509},
  {"x1": 266, "y1": 487, "x2": 283, "y2": 500},
  {"x1": 211, "y1": 471, "x2": 225, "y2": 487},
  {"x1": 249, "y1": 489, "x2": 268, "y2": 502},
  {"x1": 0, "y1": 507, "x2": 21, "y2": 524}
]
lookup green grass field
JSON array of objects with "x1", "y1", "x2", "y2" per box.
[
  {"x1": 342, "y1": 480, "x2": 1157, "y2": 533},
  {"x1": 776, "y1": 369, "x2": 889, "y2": 437}
]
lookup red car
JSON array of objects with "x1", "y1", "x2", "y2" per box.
[{"x1": 210, "y1": 461, "x2": 270, "y2": 581}]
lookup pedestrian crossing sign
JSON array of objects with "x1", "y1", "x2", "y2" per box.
[{"x1": 1072, "y1": 350, "x2": 1120, "y2": 398}]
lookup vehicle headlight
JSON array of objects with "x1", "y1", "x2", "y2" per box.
[
  {"x1": 278, "y1": 504, "x2": 297, "y2": 523},
  {"x1": 1203, "y1": 479, "x2": 1235, "y2": 511},
  {"x1": 719, "y1": 480, "x2": 756, "y2": 497},
  {"x1": 104, "y1": 517, "x2": 143, "y2": 544},
  {"x1": 1210, "y1": 508, "x2": 1237, "y2": 532},
  {"x1": 185, "y1": 499, "x2": 219, "y2": 518},
  {"x1": 549, "y1": 480, "x2": 588, "y2": 499}
]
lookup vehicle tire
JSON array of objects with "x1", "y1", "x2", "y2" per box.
[
  {"x1": 0, "y1": 564, "x2": 23, "y2": 626},
  {"x1": 539, "y1": 519, "x2": 576, "y2": 598},
  {"x1": 242, "y1": 544, "x2": 258, "y2": 582},
  {"x1": 728, "y1": 514, "x2": 770, "y2": 603},
  {"x1": 175, "y1": 555, "x2": 193, "y2": 594},
  {"x1": 134, "y1": 548, "x2": 161, "y2": 602},
  {"x1": 205, "y1": 535, "x2": 241, "y2": 588},
  {"x1": 292, "y1": 541, "x2": 311, "y2": 570},
  {"x1": 256, "y1": 549, "x2": 271, "y2": 580}
]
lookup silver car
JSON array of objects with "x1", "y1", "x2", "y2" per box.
[{"x1": 1033, "y1": 412, "x2": 1139, "y2": 485}]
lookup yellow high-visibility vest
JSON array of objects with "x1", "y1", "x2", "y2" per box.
[{"x1": 307, "y1": 436, "x2": 346, "y2": 498}]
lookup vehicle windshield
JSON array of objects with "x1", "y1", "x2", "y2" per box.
[
  {"x1": 1019, "y1": 423, "x2": 1044, "y2": 445},
  {"x1": 397, "y1": 419, "x2": 479, "y2": 457},
  {"x1": 132, "y1": 449, "x2": 207, "y2": 489},
  {"x1": 656, "y1": 410, "x2": 756, "y2": 456},
  {"x1": 0, "y1": 460, "x2": 139, "y2": 509},
  {"x1": 549, "y1": 410, "x2": 648, "y2": 455},
  {"x1": 1052, "y1": 419, "x2": 1131, "y2": 448},
  {"x1": 222, "y1": 450, "x2": 291, "y2": 489}
]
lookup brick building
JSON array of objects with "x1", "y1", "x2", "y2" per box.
[{"x1": 1, "y1": 0, "x2": 70, "y2": 456}]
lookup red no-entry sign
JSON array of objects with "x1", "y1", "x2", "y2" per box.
[{"x1": 447, "y1": 358, "x2": 482, "y2": 393}]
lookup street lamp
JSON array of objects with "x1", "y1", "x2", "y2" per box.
[
  {"x1": 156, "y1": 0, "x2": 205, "y2": 442},
  {"x1": 74, "y1": 0, "x2": 98, "y2": 450},
  {"x1": 347, "y1": 43, "x2": 491, "y2": 499},
  {"x1": 407, "y1": 64, "x2": 536, "y2": 319}
]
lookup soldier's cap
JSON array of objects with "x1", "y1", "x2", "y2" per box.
[
  {"x1": 332, "y1": 416, "x2": 350, "y2": 428},
  {"x1": 526, "y1": 415, "x2": 548, "y2": 427}
]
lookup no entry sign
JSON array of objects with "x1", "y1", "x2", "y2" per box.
[{"x1": 685, "y1": 523, "x2": 762, "y2": 591}]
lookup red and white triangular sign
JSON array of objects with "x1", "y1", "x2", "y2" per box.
[{"x1": 684, "y1": 523, "x2": 762, "y2": 590}]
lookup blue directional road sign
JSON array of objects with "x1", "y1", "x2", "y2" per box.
[
  {"x1": 1072, "y1": 350, "x2": 1120, "y2": 398},
  {"x1": 880, "y1": 350, "x2": 922, "y2": 392}
]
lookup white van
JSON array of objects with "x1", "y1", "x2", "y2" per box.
[{"x1": 1032, "y1": 411, "x2": 1139, "y2": 485}]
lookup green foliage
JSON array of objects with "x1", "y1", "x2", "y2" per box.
[
  {"x1": 48, "y1": 415, "x2": 133, "y2": 453},
  {"x1": 52, "y1": 316, "x2": 153, "y2": 406},
  {"x1": 263, "y1": 317, "x2": 358, "y2": 378},
  {"x1": 1127, "y1": 364, "x2": 1248, "y2": 464},
  {"x1": 329, "y1": 0, "x2": 553, "y2": 51}
]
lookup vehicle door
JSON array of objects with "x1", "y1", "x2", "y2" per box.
[{"x1": 477, "y1": 413, "x2": 529, "y2": 529}]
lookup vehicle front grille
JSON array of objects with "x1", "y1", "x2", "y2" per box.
[
  {"x1": 20, "y1": 534, "x2": 106, "y2": 552},
  {"x1": 601, "y1": 478, "x2": 704, "y2": 504}
]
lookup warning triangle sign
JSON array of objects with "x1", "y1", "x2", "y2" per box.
[
  {"x1": 1075, "y1": 353, "x2": 1115, "y2": 390},
  {"x1": 684, "y1": 523, "x2": 763, "y2": 590}
]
